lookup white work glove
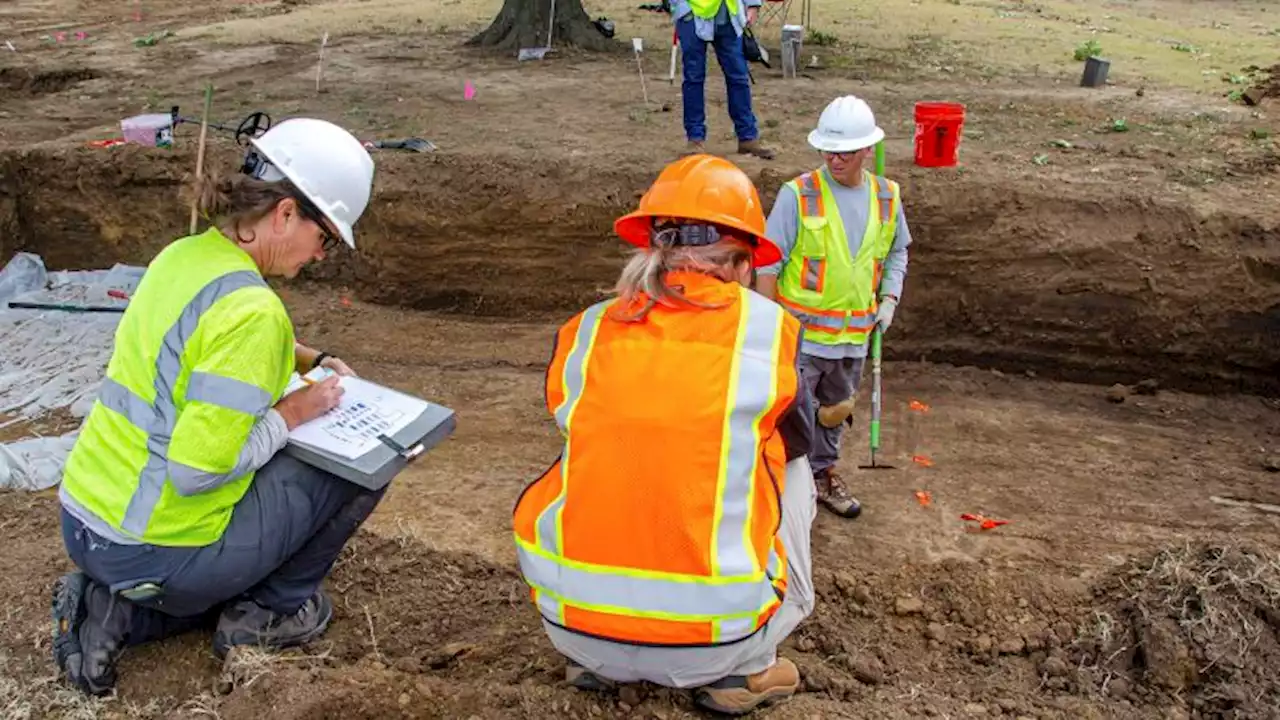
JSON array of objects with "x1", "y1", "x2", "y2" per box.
[{"x1": 874, "y1": 297, "x2": 897, "y2": 332}]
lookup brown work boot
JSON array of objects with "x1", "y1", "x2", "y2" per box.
[
  {"x1": 737, "y1": 138, "x2": 775, "y2": 160},
  {"x1": 694, "y1": 657, "x2": 800, "y2": 715},
  {"x1": 683, "y1": 139, "x2": 707, "y2": 156},
  {"x1": 815, "y1": 469, "x2": 862, "y2": 519}
]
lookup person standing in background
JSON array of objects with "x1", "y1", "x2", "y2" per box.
[{"x1": 672, "y1": 0, "x2": 775, "y2": 160}]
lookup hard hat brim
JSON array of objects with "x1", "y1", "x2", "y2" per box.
[
  {"x1": 614, "y1": 212, "x2": 782, "y2": 268},
  {"x1": 807, "y1": 126, "x2": 885, "y2": 153}
]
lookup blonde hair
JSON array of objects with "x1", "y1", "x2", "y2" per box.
[
  {"x1": 183, "y1": 172, "x2": 304, "y2": 244},
  {"x1": 610, "y1": 228, "x2": 754, "y2": 323}
]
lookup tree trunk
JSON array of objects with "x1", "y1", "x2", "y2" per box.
[{"x1": 467, "y1": 0, "x2": 617, "y2": 53}]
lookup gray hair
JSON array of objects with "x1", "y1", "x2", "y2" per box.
[{"x1": 609, "y1": 229, "x2": 753, "y2": 323}]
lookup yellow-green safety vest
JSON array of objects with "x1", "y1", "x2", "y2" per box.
[
  {"x1": 61, "y1": 227, "x2": 296, "y2": 547},
  {"x1": 688, "y1": 0, "x2": 739, "y2": 20},
  {"x1": 775, "y1": 168, "x2": 900, "y2": 347}
]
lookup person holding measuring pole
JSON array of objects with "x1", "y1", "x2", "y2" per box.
[{"x1": 755, "y1": 95, "x2": 912, "y2": 519}]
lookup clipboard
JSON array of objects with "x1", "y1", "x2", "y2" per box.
[{"x1": 280, "y1": 371, "x2": 456, "y2": 492}]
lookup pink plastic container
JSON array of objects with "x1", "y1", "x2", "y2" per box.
[{"x1": 120, "y1": 113, "x2": 174, "y2": 147}]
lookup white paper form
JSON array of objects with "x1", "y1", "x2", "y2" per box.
[{"x1": 283, "y1": 367, "x2": 430, "y2": 460}]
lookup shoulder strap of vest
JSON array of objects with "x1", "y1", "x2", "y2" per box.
[
  {"x1": 792, "y1": 170, "x2": 825, "y2": 218},
  {"x1": 870, "y1": 175, "x2": 899, "y2": 225}
]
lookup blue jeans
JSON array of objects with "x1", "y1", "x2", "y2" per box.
[
  {"x1": 676, "y1": 14, "x2": 759, "y2": 143},
  {"x1": 61, "y1": 454, "x2": 387, "y2": 647}
]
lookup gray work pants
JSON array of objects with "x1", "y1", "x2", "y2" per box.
[
  {"x1": 798, "y1": 354, "x2": 865, "y2": 474},
  {"x1": 61, "y1": 454, "x2": 386, "y2": 647},
  {"x1": 541, "y1": 456, "x2": 817, "y2": 689}
]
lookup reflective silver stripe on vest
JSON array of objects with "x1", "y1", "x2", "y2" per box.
[
  {"x1": 874, "y1": 175, "x2": 894, "y2": 221},
  {"x1": 185, "y1": 371, "x2": 273, "y2": 416},
  {"x1": 103, "y1": 270, "x2": 270, "y2": 537},
  {"x1": 535, "y1": 589, "x2": 562, "y2": 622},
  {"x1": 98, "y1": 377, "x2": 153, "y2": 425},
  {"x1": 715, "y1": 616, "x2": 757, "y2": 640},
  {"x1": 711, "y1": 288, "x2": 784, "y2": 577},
  {"x1": 797, "y1": 173, "x2": 820, "y2": 217},
  {"x1": 517, "y1": 546, "x2": 778, "y2": 619},
  {"x1": 536, "y1": 299, "x2": 610, "y2": 556},
  {"x1": 801, "y1": 258, "x2": 822, "y2": 292},
  {"x1": 794, "y1": 311, "x2": 844, "y2": 331},
  {"x1": 167, "y1": 450, "x2": 259, "y2": 495}
]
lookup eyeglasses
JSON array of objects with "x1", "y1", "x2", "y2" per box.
[
  {"x1": 292, "y1": 193, "x2": 343, "y2": 253},
  {"x1": 823, "y1": 150, "x2": 864, "y2": 162}
]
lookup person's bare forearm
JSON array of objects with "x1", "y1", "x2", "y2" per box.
[{"x1": 294, "y1": 342, "x2": 319, "y2": 371}]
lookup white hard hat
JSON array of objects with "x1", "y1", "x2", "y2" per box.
[
  {"x1": 246, "y1": 117, "x2": 375, "y2": 249},
  {"x1": 807, "y1": 95, "x2": 885, "y2": 153}
]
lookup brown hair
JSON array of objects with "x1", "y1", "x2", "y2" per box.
[
  {"x1": 609, "y1": 227, "x2": 754, "y2": 323},
  {"x1": 184, "y1": 172, "x2": 304, "y2": 244}
]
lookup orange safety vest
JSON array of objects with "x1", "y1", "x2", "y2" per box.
[{"x1": 513, "y1": 271, "x2": 802, "y2": 647}]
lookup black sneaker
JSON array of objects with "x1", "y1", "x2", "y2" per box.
[
  {"x1": 212, "y1": 590, "x2": 334, "y2": 659},
  {"x1": 565, "y1": 659, "x2": 615, "y2": 691},
  {"x1": 52, "y1": 572, "x2": 128, "y2": 696}
]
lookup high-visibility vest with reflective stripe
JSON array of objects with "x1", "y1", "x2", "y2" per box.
[
  {"x1": 775, "y1": 169, "x2": 899, "y2": 347},
  {"x1": 688, "y1": 0, "x2": 738, "y2": 20},
  {"x1": 513, "y1": 272, "x2": 802, "y2": 647},
  {"x1": 61, "y1": 228, "x2": 296, "y2": 547}
]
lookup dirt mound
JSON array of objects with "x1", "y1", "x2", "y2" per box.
[
  {"x1": 212, "y1": 532, "x2": 760, "y2": 719},
  {"x1": 1063, "y1": 543, "x2": 1280, "y2": 717},
  {"x1": 0, "y1": 67, "x2": 102, "y2": 98}
]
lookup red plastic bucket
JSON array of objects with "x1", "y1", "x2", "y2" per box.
[{"x1": 913, "y1": 102, "x2": 966, "y2": 168}]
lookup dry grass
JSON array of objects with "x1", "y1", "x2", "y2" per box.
[
  {"x1": 178, "y1": 0, "x2": 1276, "y2": 95},
  {"x1": 1136, "y1": 542, "x2": 1280, "y2": 668},
  {"x1": 220, "y1": 644, "x2": 333, "y2": 691},
  {"x1": 1070, "y1": 541, "x2": 1280, "y2": 708},
  {"x1": 0, "y1": 653, "x2": 166, "y2": 720}
]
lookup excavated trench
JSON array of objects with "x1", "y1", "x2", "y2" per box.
[{"x1": 1, "y1": 145, "x2": 1278, "y2": 396}]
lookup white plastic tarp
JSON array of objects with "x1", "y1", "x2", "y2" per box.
[
  {"x1": 0, "y1": 433, "x2": 79, "y2": 491},
  {"x1": 0, "y1": 252, "x2": 145, "y2": 490}
]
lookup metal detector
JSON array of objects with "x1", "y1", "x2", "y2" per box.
[{"x1": 170, "y1": 105, "x2": 272, "y2": 146}]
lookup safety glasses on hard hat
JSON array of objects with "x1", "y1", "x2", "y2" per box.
[{"x1": 651, "y1": 220, "x2": 756, "y2": 249}]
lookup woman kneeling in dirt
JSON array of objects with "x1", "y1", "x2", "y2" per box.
[
  {"x1": 52, "y1": 117, "x2": 386, "y2": 697},
  {"x1": 513, "y1": 154, "x2": 819, "y2": 716}
]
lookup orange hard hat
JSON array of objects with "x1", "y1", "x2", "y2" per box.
[{"x1": 614, "y1": 154, "x2": 781, "y2": 267}]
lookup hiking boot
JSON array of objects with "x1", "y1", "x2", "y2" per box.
[
  {"x1": 694, "y1": 657, "x2": 800, "y2": 715},
  {"x1": 683, "y1": 139, "x2": 707, "y2": 156},
  {"x1": 737, "y1": 138, "x2": 775, "y2": 160},
  {"x1": 212, "y1": 590, "x2": 333, "y2": 659},
  {"x1": 52, "y1": 572, "x2": 128, "y2": 696},
  {"x1": 565, "y1": 659, "x2": 615, "y2": 691},
  {"x1": 815, "y1": 470, "x2": 862, "y2": 519}
]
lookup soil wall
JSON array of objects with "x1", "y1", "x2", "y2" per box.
[{"x1": 1, "y1": 145, "x2": 1277, "y2": 395}]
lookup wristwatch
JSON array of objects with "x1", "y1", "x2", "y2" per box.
[{"x1": 312, "y1": 351, "x2": 332, "y2": 370}]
